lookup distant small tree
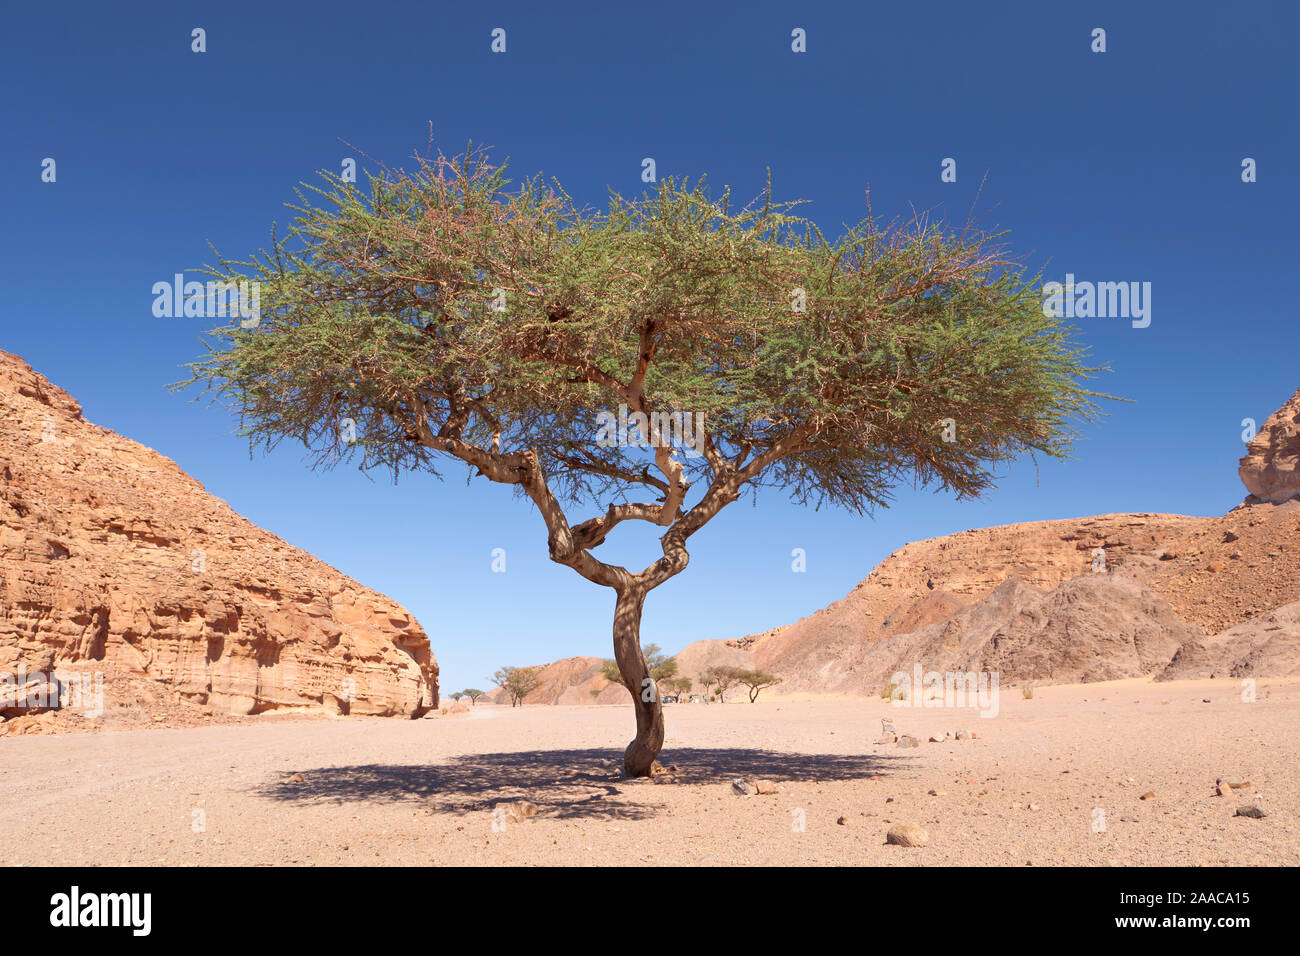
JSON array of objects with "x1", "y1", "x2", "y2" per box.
[
  {"x1": 601, "y1": 643, "x2": 677, "y2": 696},
  {"x1": 697, "y1": 666, "x2": 722, "y2": 699},
  {"x1": 450, "y1": 691, "x2": 465, "y2": 702},
  {"x1": 462, "y1": 688, "x2": 485, "y2": 705},
  {"x1": 661, "y1": 676, "x2": 692, "y2": 698},
  {"x1": 735, "y1": 669, "x2": 783, "y2": 703},
  {"x1": 492, "y1": 667, "x2": 542, "y2": 707},
  {"x1": 711, "y1": 665, "x2": 745, "y2": 703}
]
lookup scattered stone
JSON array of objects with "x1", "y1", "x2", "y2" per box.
[
  {"x1": 955, "y1": 729, "x2": 971, "y2": 741},
  {"x1": 1140, "y1": 792, "x2": 1155, "y2": 800},
  {"x1": 1235, "y1": 805, "x2": 1267, "y2": 819},
  {"x1": 1217, "y1": 777, "x2": 1250, "y2": 791},
  {"x1": 885, "y1": 823, "x2": 929, "y2": 847},
  {"x1": 928, "y1": 734, "x2": 945, "y2": 743},
  {"x1": 731, "y1": 779, "x2": 757, "y2": 796},
  {"x1": 897, "y1": 735, "x2": 920, "y2": 748},
  {"x1": 927, "y1": 789, "x2": 947, "y2": 797},
  {"x1": 496, "y1": 800, "x2": 540, "y2": 823},
  {"x1": 836, "y1": 816, "x2": 847, "y2": 825},
  {"x1": 753, "y1": 779, "x2": 780, "y2": 795},
  {"x1": 1027, "y1": 803, "x2": 1042, "y2": 812},
  {"x1": 287, "y1": 773, "x2": 305, "y2": 784}
]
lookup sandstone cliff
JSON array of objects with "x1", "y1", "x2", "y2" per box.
[
  {"x1": 1239, "y1": 386, "x2": 1300, "y2": 505},
  {"x1": 0, "y1": 350, "x2": 438, "y2": 720}
]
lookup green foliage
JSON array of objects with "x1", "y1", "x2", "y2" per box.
[
  {"x1": 732, "y1": 669, "x2": 783, "y2": 703},
  {"x1": 492, "y1": 666, "x2": 542, "y2": 707},
  {"x1": 660, "y1": 676, "x2": 692, "y2": 697},
  {"x1": 601, "y1": 643, "x2": 678, "y2": 685},
  {"x1": 699, "y1": 664, "x2": 749, "y2": 702},
  {"x1": 462, "y1": 688, "x2": 485, "y2": 704},
  {"x1": 179, "y1": 143, "x2": 1107, "y2": 528}
]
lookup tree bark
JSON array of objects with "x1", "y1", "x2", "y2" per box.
[{"x1": 612, "y1": 587, "x2": 664, "y2": 777}]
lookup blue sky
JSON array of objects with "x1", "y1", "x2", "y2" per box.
[{"x1": 4, "y1": 1, "x2": 1297, "y2": 693}]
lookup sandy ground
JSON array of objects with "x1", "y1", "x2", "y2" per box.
[{"x1": 0, "y1": 677, "x2": 1294, "y2": 866}]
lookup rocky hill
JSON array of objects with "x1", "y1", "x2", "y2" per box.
[
  {"x1": 508, "y1": 386, "x2": 1300, "y2": 699},
  {"x1": 0, "y1": 350, "x2": 438, "y2": 723},
  {"x1": 485, "y1": 656, "x2": 626, "y2": 706}
]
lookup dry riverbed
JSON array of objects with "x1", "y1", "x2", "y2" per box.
[{"x1": 0, "y1": 677, "x2": 1294, "y2": 866}]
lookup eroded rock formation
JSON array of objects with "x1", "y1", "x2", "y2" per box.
[
  {"x1": 0, "y1": 350, "x2": 437, "y2": 719},
  {"x1": 1239, "y1": 386, "x2": 1300, "y2": 505}
]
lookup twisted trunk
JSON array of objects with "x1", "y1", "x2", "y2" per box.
[{"x1": 613, "y1": 587, "x2": 663, "y2": 776}]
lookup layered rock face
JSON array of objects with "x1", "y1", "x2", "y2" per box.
[
  {"x1": 0, "y1": 350, "x2": 437, "y2": 718},
  {"x1": 1239, "y1": 386, "x2": 1300, "y2": 505}
]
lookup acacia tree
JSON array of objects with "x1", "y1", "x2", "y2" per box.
[
  {"x1": 600, "y1": 643, "x2": 677, "y2": 693},
  {"x1": 462, "y1": 688, "x2": 485, "y2": 705},
  {"x1": 708, "y1": 665, "x2": 744, "y2": 703},
  {"x1": 182, "y1": 145, "x2": 1101, "y2": 776},
  {"x1": 735, "y1": 669, "x2": 782, "y2": 703},
  {"x1": 492, "y1": 666, "x2": 541, "y2": 707},
  {"x1": 661, "y1": 677, "x2": 692, "y2": 699},
  {"x1": 696, "y1": 666, "x2": 723, "y2": 700}
]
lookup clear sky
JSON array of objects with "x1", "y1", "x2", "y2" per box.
[{"x1": 4, "y1": 1, "x2": 1297, "y2": 693}]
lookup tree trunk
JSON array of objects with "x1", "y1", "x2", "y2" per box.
[{"x1": 612, "y1": 587, "x2": 664, "y2": 777}]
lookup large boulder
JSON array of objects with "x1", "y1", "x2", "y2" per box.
[{"x1": 1239, "y1": 387, "x2": 1300, "y2": 505}]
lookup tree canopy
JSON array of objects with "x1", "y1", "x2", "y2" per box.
[{"x1": 182, "y1": 144, "x2": 1102, "y2": 596}]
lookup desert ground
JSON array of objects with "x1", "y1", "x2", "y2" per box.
[{"x1": 1, "y1": 677, "x2": 1294, "y2": 867}]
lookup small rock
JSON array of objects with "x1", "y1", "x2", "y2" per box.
[
  {"x1": 928, "y1": 734, "x2": 945, "y2": 743},
  {"x1": 955, "y1": 729, "x2": 971, "y2": 741},
  {"x1": 731, "y1": 779, "x2": 757, "y2": 796},
  {"x1": 1140, "y1": 792, "x2": 1155, "y2": 800},
  {"x1": 836, "y1": 816, "x2": 847, "y2": 825},
  {"x1": 1217, "y1": 777, "x2": 1250, "y2": 791},
  {"x1": 496, "y1": 799, "x2": 540, "y2": 823},
  {"x1": 897, "y1": 735, "x2": 919, "y2": 748},
  {"x1": 1235, "y1": 805, "x2": 1267, "y2": 819},
  {"x1": 1027, "y1": 803, "x2": 1042, "y2": 812},
  {"x1": 885, "y1": 823, "x2": 929, "y2": 847},
  {"x1": 927, "y1": 789, "x2": 947, "y2": 797},
  {"x1": 753, "y1": 780, "x2": 780, "y2": 795},
  {"x1": 287, "y1": 773, "x2": 305, "y2": 784}
]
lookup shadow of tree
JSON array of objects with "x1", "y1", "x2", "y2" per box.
[{"x1": 255, "y1": 747, "x2": 902, "y2": 822}]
